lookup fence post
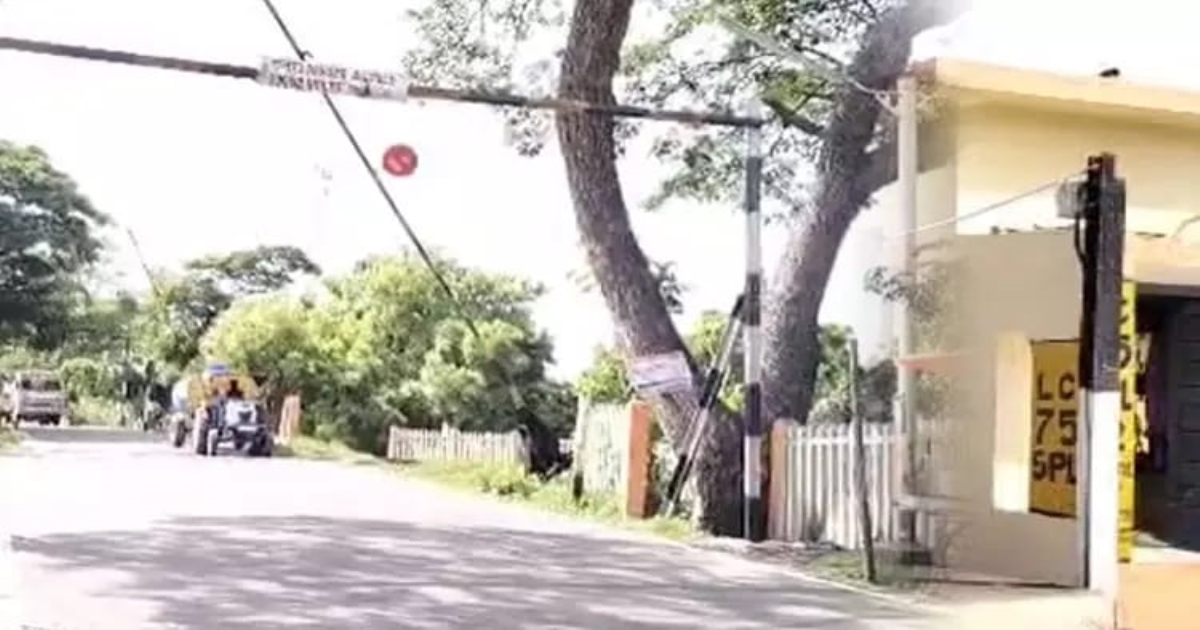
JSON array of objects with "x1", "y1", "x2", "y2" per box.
[
  {"x1": 768, "y1": 419, "x2": 792, "y2": 539},
  {"x1": 625, "y1": 401, "x2": 654, "y2": 518}
]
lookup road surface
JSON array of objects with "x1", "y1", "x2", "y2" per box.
[{"x1": 0, "y1": 428, "x2": 933, "y2": 630}]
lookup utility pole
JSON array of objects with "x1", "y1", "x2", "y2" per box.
[
  {"x1": 1076, "y1": 153, "x2": 1125, "y2": 600},
  {"x1": 743, "y1": 99, "x2": 767, "y2": 542},
  {"x1": 894, "y1": 73, "x2": 920, "y2": 550}
]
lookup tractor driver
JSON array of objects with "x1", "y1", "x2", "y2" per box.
[{"x1": 227, "y1": 379, "x2": 244, "y2": 400}]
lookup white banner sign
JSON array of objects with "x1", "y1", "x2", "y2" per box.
[
  {"x1": 257, "y1": 57, "x2": 410, "y2": 101},
  {"x1": 629, "y1": 351, "x2": 693, "y2": 395}
]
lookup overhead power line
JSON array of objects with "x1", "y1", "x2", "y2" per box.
[{"x1": 0, "y1": 35, "x2": 761, "y2": 128}]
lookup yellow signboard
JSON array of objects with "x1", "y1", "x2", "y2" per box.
[
  {"x1": 1118, "y1": 281, "x2": 1137, "y2": 562},
  {"x1": 1030, "y1": 340, "x2": 1079, "y2": 518},
  {"x1": 1026, "y1": 281, "x2": 1138, "y2": 563}
]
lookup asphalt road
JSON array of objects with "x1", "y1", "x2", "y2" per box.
[{"x1": 0, "y1": 427, "x2": 934, "y2": 630}]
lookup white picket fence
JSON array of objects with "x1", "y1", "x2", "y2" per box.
[
  {"x1": 773, "y1": 422, "x2": 903, "y2": 550},
  {"x1": 387, "y1": 425, "x2": 524, "y2": 464},
  {"x1": 387, "y1": 419, "x2": 919, "y2": 553},
  {"x1": 385, "y1": 425, "x2": 572, "y2": 465}
]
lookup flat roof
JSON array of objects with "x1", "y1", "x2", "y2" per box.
[{"x1": 918, "y1": 58, "x2": 1200, "y2": 128}]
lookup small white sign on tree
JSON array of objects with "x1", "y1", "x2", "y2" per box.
[{"x1": 629, "y1": 351, "x2": 693, "y2": 396}]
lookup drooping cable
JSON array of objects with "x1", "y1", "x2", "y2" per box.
[
  {"x1": 885, "y1": 171, "x2": 1085, "y2": 240},
  {"x1": 256, "y1": 0, "x2": 479, "y2": 337}
]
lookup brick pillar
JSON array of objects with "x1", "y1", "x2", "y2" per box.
[
  {"x1": 625, "y1": 401, "x2": 654, "y2": 518},
  {"x1": 768, "y1": 420, "x2": 792, "y2": 539}
]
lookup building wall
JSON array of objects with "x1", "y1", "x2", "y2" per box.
[
  {"x1": 930, "y1": 101, "x2": 1200, "y2": 584},
  {"x1": 941, "y1": 231, "x2": 1082, "y2": 585},
  {"x1": 954, "y1": 103, "x2": 1200, "y2": 236}
]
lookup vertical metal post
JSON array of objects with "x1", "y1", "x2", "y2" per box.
[
  {"x1": 894, "y1": 73, "x2": 920, "y2": 546},
  {"x1": 743, "y1": 102, "x2": 766, "y2": 542},
  {"x1": 848, "y1": 336, "x2": 878, "y2": 583},
  {"x1": 1077, "y1": 153, "x2": 1124, "y2": 598}
]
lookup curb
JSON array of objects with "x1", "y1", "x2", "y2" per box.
[
  {"x1": 672, "y1": 537, "x2": 950, "y2": 616},
  {"x1": 387, "y1": 469, "x2": 942, "y2": 615}
]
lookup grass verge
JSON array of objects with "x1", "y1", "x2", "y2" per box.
[
  {"x1": 68, "y1": 397, "x2": 126, "y2": 426},
  {"x1": 795, "y1": 549, "x2": 918, "y2": 588},
  {"x1": 0, "y1": 426, "x2": 21, "y2": 452},
  {"x1": 397, "y1": 459, "x2": 695, "y2": 541},
  {"x1": 277, "y1": 436, "x2": 694, "y2": 541},
  {"x1": 275, "y1": 435, "x2": 380, "y2": 465}
]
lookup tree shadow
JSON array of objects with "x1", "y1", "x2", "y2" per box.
[{"x1": 14, "y1": 515, "x2": 928, "y2": 629}]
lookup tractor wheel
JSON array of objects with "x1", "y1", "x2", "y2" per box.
[
  {"x1": 172, "y1": 420, "x2": 187, "y2": 448},
  {"x1": 206, "y1": 428, "x2": 220, "y2": 457},
  {"x1": 193, "y1": 415, "x2": 209, "y2": 456},
  {"x1": 249, "y1": 434, "x2": 273, "y2": 458}
]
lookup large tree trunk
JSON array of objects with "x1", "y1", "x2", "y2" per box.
[
  {"x1": 761, "y1": 0, "x2": 965, "y2": 425},
  {"x1": 554, "y1": 0, "x2": 964, "y2": 535},
  {"x1": 554, "y1": 0, "x2": 744, "y2": 535}
]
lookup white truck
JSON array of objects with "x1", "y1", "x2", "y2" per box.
[{"x1": 1, "y1": 369, "x2": 70, "y2": 427}]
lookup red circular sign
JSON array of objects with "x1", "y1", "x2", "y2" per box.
[{"x1": 382, "y1": 144, "x2": 418, "y2": 177}]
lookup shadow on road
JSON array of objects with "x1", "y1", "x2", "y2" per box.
[{"x1": 14, "y1": 515, "x2": 925, "y2": 629}]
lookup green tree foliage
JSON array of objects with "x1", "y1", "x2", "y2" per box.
[
  {"x1": 201, "y1": 297, "x2": 330, "y2": 411},
  {"x1": 136, "y1": 274, "x2": 232, "y2": 371},
  {"x1": 865, "y1": 248, "x2": 957, "y2": 419},
  {"x1": 58, "y1": 357, "x2": 121, "y2": 402},
  {"x1": 0, "y1": 141, "x2": 109, "y2": 348},
  {"x1": 61, "y1": 293, "x2": 140, "y2": 359},
  {"x1": 808, "y1": 324, "x2": 895, "y2": 424},
  {"x1": 574, "y1": 346, "x2": 631, "y2": 404},
  {"x1": 200, "y1": 252, "x2": 575, "y2": 454},
  {"x1": 186, "y1": 245, "x2": 322, "y2": 296},
  {"x1": 137, "y1": 246, "x2": 321, "y2": 371}
]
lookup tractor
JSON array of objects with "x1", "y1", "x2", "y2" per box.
[{"x1": 168, "y1": 365, "x2": 272, "y2": 457}]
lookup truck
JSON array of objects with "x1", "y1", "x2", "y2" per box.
[{"x1": 1, "y1": 369, "x2": 70, "y2": 427}]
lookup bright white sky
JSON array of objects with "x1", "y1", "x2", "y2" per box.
[{"x1": 0, "y1": 0, "x2": 1190, "y2": 378}]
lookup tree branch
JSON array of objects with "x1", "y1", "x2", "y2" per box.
[
  {"x1": 760, "y1": 0, "x2": 970, "y2": 425},
  {"x1": 762, "y1": 96, "x2": 825, "y2": 136}
]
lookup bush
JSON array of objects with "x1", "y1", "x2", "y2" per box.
[
  {"x1": 0, "y1": 426, "x2": 19, "y2": 450},
  {"x1": 474, "y1": 463, "x2": 538, "y2": 498},
  {"x1": 70, "y1": 397, "x2": 124, "y2": 425},
  {"x1": 59, "y1": 357, "x2": 119, "y2": 402}
]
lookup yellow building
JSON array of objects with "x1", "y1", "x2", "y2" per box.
[{"x1": 890, "y1": 58, "x2": 1200, "y2": 625}]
